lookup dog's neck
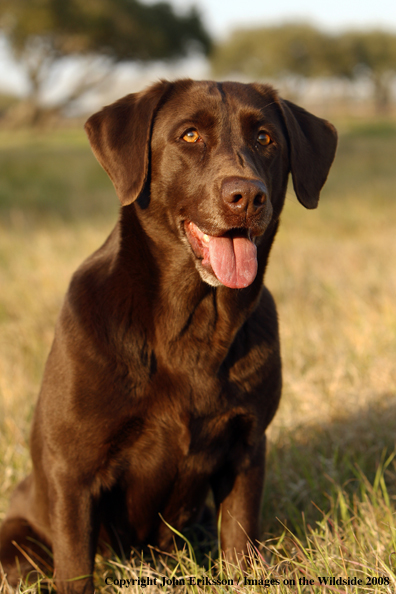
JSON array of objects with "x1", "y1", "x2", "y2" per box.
[{"x1": 115, "y1": 204, "x2": 274, "y2": 372}]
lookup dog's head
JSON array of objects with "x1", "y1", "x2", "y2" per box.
[{"x1": 85, "y1": 80, "x2": 337, "y2": 289}]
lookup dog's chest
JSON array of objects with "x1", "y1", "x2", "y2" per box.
[{"x1": 121, "y1": 398, "x2": 257, "y2": 486}]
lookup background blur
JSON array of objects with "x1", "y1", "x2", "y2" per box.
[
  {"x1": 1, "y1": 0, "x2": 396, "y2": 124},
  {"x1": 1, "y1": 2, "x2": 396, "y2": 591}
]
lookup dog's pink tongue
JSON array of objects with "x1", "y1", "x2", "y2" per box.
[{"x1": 208, "y1": 236, "x2": 258, "y2": 289}]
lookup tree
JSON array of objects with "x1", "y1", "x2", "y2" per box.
[
  {"x1": 324, "y1": 30, "x2": 396, "y2": 113},
  {"x1": 0, "y1": 0, "x2": 211, "y2": 124},
  {"x1": 210, "y1": 24, "x2": 396, "y2": 114},
  {"x1": 210, "y1": 24, "x2": 328, "y2": 79}
]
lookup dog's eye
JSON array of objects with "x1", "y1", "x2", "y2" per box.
[
  {"x1": 257, "y1": 132, "x2": 271, "y2": 146},
  {"x1": 182, "y1": 129, "x2": 202, "y2": 143}
]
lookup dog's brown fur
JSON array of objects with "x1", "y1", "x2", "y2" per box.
[{"x1": 0, "y1": 80, "x2": 337, "y2": 593}]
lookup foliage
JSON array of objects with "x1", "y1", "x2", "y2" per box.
[
  {"x1": 211, "y1": 24, "x2": 327, "y2": 79},
  {"x1": 211, "y1": 24, "x2": 396, "y2": 112},
  {"x1": 325, "y1": 30, "x2": 396, "y2": 111},
  {"x1": 0, "y1": 0, "x2": 211, "y2": 124},
  {"x1": 2, "y1": 0, "x2": 211, "y2": 62}
]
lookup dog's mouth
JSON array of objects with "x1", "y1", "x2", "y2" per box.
[{"x1": 184, "y1": 221, "x2": 258, "y2": 289}]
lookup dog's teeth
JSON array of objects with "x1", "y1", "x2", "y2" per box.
[{"x1": 203, "y1": 234, "x2": 210, "y2": 243}]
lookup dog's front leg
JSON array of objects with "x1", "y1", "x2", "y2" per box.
[
  {"x1": 212, "y1": 436, "x2": 266, "y2": 563},
  {"x1": 49, "y1": 474, "x2": 98, "y2": 594}
]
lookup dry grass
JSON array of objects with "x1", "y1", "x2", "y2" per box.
[{"x1": 0, "y1": 119, "x2": 396, "y2": 592}]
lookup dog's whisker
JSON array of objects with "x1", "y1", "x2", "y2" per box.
[{"x1": 0, "y1": 78, "x2": 337, "y2": 593}]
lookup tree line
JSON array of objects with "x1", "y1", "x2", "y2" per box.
[
  {"x1": 1, "y1": 0, "x2": 395, "y2": 124},
  {"x1": 0, "y1": 0, "x2": 211, "y2": 124},
  {"x1": 211, "y1": 24, "x2": 396, "y2": 113}
]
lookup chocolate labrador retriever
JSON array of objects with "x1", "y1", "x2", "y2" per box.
[{"x1": 0, "y1": 79, "x2": 337, "y2": 592}]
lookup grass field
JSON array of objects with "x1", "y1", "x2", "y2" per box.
[{"x1": 0, "y1": 116, "x2": 396, "y2": 592}]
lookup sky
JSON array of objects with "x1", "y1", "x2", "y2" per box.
[
  {"x1": 1, "y1": 0, "x2": 396, "y2": 98},
  {"x1": 150, "y1": 0, "x2": 396, "y2": 37}
]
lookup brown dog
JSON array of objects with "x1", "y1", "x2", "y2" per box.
[{"x1": 0, "y1": 80, "x2": 337, "y2": 592}]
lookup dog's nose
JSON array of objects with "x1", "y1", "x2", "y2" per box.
[{"x1": 222, "y1": 177, "x2": 267, "y2": 214}]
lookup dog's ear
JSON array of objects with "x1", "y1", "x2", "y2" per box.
[
  {"x1": 279, "y1": 99, "x2": 337, "y2": 209},
  {"x1": 85, "y1": 81, "x2": 171, "y2": 206}
]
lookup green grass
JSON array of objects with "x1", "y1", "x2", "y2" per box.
[
  {"x1": 0, "y1": 129, "x2": 116, "y2": 222},
  {"x1": 1, "y1": 118, "x2": 396, "y2": 592}
]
